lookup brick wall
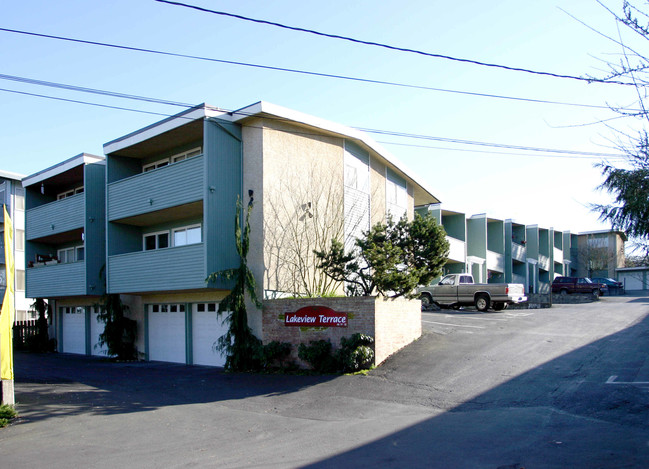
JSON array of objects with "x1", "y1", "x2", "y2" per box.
[{"x1": 263, "y1": 296, "x2": 421, "y2": 368}]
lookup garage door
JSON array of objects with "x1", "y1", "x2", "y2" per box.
[
  {"x1": 619, "y1": 272, "x2": 646, "y2": 291},
  {"x1": 90, "y1": 307, "x2": 108, "y2": 357},
  {"x1": 61, "y1": 306, "x2": 86, "y2": 354},
  {"x1": 192, "y1": 303, "x2": 228, "y2": 367},
  {"x1": 148, "y1": 304, "x2": 186, "y2": 364}
]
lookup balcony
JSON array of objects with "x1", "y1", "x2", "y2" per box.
[
  {"x1": 538, "y1": 253, "x2": 550, "y2": 271},
  {"x1": 26, "y1": 194, "x2": 84, "y2": 240},
  {"x1": 512, "y1": 242, "x2": 526, "y2": 262},
  {"x1": 447, "y1": 236, "x2": 466, "y2": 263},
  {"x1": 512, "y1": 273, "x2": 526, "y2": 285},
  {"x1": 553, "y1": 247, "x2": 563, "y2": 264},
  {"x1": 487, "y1": 250, "x2": 504, "y2": 273},
  {"x1": 108, "y1": 243, "x2": 206, "y2": 294},
  {"x1": 26, "y1": 261, "x2": 86, "y2": 298},
  {"x1": 108, "y1": 156, "x2": 204, "y2": 222}
]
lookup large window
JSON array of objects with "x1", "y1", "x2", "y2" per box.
[
  {"x1": 171, "y1": 147, "x2": 201, "y2": 163},
  {"x1": 15, "y1": 229, "x2": 24, "y2": 251},
  {"x1": 143, "y1": 159, "x2": 169, "y2": 173},
  {"x1": 143, "y1": 231, "x2": 169, "y2": 251},
  {"x1": 15, "y1": 269, "x2": 25, "y2": 291},
  {"x1": 14, "y1": 186, "x2": 24, "y2": 210},
  {"x1": 173, "y1": 225, "x2": 201, "y2": 247},
  {"x1": 143, "y1": 147, "x2": 202, "y2": 172},
  {"x1": 143, "y1": 224, "x2": 201, "y2": 251},
  {"x1": 57, "y1": 245, "x2": 84, "y2": 263}
]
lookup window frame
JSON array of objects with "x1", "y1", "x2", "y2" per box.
[
  {"x1": 172, "y1": 224, "x2": 202, "y2": 247},
  {"x1": 143, "y1": 158, "x2": 170, "y2": 173},
  {"x1": 143, "y1": 230, "x2": 170, "y2": 251},
  {"x1": 171, "y1": 147, "x2": 202, "y2": 163}
]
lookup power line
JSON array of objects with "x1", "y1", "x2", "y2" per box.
[
  {"x1": 0, "y1": 28, "x2": 629, "y2": 112},
  {"x1": 0, "y1": 86, "x2": 626, "y2": 160},
  {"x1": 155, "y1": 0, "x2": 635, "y2": 86}
]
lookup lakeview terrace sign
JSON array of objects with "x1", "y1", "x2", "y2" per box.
[{"x1": 285, "y1": 306, "x2": 348, "y2": 327}]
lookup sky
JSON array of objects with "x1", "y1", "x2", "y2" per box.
[{"x1": 1, "y1": 0, "x2": 645, "y2": 234}]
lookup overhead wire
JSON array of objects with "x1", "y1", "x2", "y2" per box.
[
  {"x1": 0, "y1": 29, "x2": 639, "y2": 112},
  {"x1": 0, "y1": 86, "x2": 626, "y2": 160},
  {"x1": 154, "y1": 0, "x2": 636, "y2": 86}
]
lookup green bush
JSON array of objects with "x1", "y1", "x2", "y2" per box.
[
  {"x1": 298, "y1": 340, "x2": 338, "y2": 373},
  {"x1": 262, "y1": 341, "x2": 293, "y2": 369},
  {"x1": 337, "y1": 333, "x2": 375, "y2": 372},
  {"x1": 0, "y1": 404, "x2": 17, "y2": 428},
  {"x1": 298, "y1": 334, "x2": 375, "y2": 373}
]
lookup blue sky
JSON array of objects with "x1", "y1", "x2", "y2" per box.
[{"x1": 1, "y1": 0, "x2": 642, "y2": 233}]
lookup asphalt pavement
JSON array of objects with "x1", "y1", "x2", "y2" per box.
[{"x1": 1, "y1": 294, "x2": 649, "y2": 468}]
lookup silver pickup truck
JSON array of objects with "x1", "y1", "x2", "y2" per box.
[{"x1": 418, "y1": 273, "x2": 527, "y2": 312}]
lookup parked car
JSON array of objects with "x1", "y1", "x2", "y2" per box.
[
  {"x1": 418, "y1": 273, "x2": 527, "y2": 312},
  {"x1": 551, "y1": 276, "x2": 606, "y2": 296},
  {"x1": 590, "y1": 277, "x2": 625, "y2": 295}
]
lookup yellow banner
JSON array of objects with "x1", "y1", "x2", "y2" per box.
[{"x1": 1, "y1": 206, "x2": 15, "y2": 381}]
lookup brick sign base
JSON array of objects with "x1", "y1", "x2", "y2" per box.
[{"x1": 263, "y1": 296, "x2": 421, "y2": 369}]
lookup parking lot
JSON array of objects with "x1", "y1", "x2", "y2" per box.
[{"x1": 2, "y1": 294, "x2": 649, "y2": 468}]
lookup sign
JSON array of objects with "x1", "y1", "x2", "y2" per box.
[{"x1": 285, "y1": 306, "x2": 348, "y2": 327}]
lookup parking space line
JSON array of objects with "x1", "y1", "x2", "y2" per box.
[
  {"x1": 606, "y1": 375, "x2": 649, "y2": 385},
  {"x1": 422, "y1": 320, "x2": 485, "y2": 329}
]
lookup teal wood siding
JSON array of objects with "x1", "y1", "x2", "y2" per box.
[
  {"x1": 204, "y1": 119, "x2": 241, "y2": 289},
  {"x1": 26, "y1": 194, "x2": 84, "y2": 240},
  {"x1": 108, "y1": 243, "x2": 205, "y2": 293},
  {"x1": 26, "y1": 262, "x2": 86, "y2": 298},
  {"x1": 107, "y1": 155, "x2": 204, "y2": 221},
  {"x1": 467, "y1": 217, "x2": 487, "y2": 258},
  {"x1": 85, "y1": 163, "x2": 106, "y2": 295},
  {"x1": 107, "y1": 155, "x2": 141, "y2": 184}
]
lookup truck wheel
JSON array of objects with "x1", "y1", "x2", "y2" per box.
[
  {"x1": 592, "y1": 289, "x2": 600, "y2": 298},
  {"x1": 493, "y1": 302, "x2": 507, "y2": 311},
  {"x1": 419, "y1": 293, "x2": 433, "y2": 311},
  {"x1": 475, "y1": 294, "x2": 490, "y2": 312}
]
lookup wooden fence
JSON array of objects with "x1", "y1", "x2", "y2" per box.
[{"x1": 13, "y1": 320, "x2": 39, "y2": 350}]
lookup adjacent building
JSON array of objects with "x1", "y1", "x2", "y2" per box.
[
  {"x1": 0, "y1": 170, "x2": 30, "y2": 321},
  {"x1": 22, "y1": 154, "x2": 107, "y2": 355}
]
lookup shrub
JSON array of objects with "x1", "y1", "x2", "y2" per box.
[
  {"x1": 298, "y1": 340, "x2": 338, "y2": 373},
  {"x1": 262, "y1": 341, "x2": 292, "y2": 369},
  {"x1": 337, "y1": 333, "x2": 375, "y2": 372},
  {"x1": 0, "y1": 404, "x2": 17, "y2": 428}
]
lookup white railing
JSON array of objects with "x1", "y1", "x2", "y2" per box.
[
  {"x1": 487, "y1": 250, "x2": 504, "y2": 273},
  {"x1": 447, "y1": 236, "x2": 466, "y2": 262}
]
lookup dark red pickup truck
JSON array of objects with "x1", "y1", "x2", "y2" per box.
[{"x1": 551, "y1": 276, "x2": 607, "y2": 296}]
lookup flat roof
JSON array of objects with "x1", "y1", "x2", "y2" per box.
[
  {"x1": 0, "y1": 169, "x2": 26, "y2": 181},
  {"x1": 22, "y1": 153, "x2": 104, "y2": 187}
]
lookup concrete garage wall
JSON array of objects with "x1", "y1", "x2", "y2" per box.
[{"x1": 263, "y1": 296, "x2": 421, "y2": 368}]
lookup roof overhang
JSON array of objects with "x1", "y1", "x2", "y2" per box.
[
  {"x1": 23, "y1": 153, "x2": 104, "y2": 188},
  {"x1": 230, "y1": 101, "x2": 441, "y2": 206},
  {"x1": 0, "y1": 170, "x2": 25, "y2": 182}
]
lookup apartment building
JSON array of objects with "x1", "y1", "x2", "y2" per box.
[
  {"x1": 24, "y1": 101, "x2": 437, "y2": 365},
  {"x1": 22, "y1": 154, "x2": 106, "y2": 355},
  {"x1": 0, "y1": 170, "x2": 30, "y2": 321}
]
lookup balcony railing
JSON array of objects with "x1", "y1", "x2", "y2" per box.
[
  {"x1": 108, "y1": 243, "x2": 206, "y2": 294},
  {"x1": 26, "y1": 194, "x2": 84, "y2": 240},
  {"x1": 512, "y1": 242, "x2": 526, "y2": 262},
  {"x1": 26, "y1": 261, "x2": 86, "y2": 298},
  {"x1": 538, "y1": 253, "x2": 550, "y2": 271},
  {"x1": 553, "y1": 247, "x2": 563, "y2": 264},
  {"x1": 108, "y1": 156, "x2": 204, "y2": 222},
  {"x1": 487, "y1": 250, "x2": 504, "y2": 273},
  {"x1": 447, "y1": 236, "x2": 466, "y2": 263}
]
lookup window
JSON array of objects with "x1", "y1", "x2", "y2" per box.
[
  {"x1": 151, "y1": 304, "x2": 185, "y2": 313},
  {"x1": 76, "y1": 246, "x2": 85, "y2": 261},
  {"x1": 171, "y1": 147, "x2": 202, "y2": 163},
  {"x1": 57, "y1": 245, "x2": 84, "y2": 263},
  {"x1": 143, "y1": 159, "x2": 170, "y2": 172},
  {"x1": 173, "y1": 225, "x2": 201, "y2": 247},
  {"x1": 57, "y1": 186, "x2": 84, "y2": 200},
  {"x1": 196, "y1": 303, "x2": 217, "y2": 312},
  {"x1": 15, "y1": 229, "x2": 24, "y2": 251},
  {"x1": 14, "y1": 186, "x2": 24, "y2": 210},
  {"x1": 15, "y1": 269, "x2": 25, "y2": 291},
  {"x1": 143, "y1": 231, "x2": 169, "y2": 251}
]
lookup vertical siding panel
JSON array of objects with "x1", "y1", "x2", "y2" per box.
[
  {"x1": 85, "y1": 163, "x2": 106, "y2": 296},
  {"x1": 204, "y1": 119, "x2": 242, "y2": 288}
]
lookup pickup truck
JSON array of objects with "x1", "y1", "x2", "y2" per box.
[
  {"x1": 551, "y1": 276, "x2": 606, "y2": 296},
  {"x1": 418, "y1": 273, "x2": 527, "y2": 312}
]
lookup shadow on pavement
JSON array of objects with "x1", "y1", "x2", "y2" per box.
[{"x1": 13, "y1": 352, "x2": 334, "y2": 424}]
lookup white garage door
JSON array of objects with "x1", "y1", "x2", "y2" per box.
[
  {"x1": 90, "y1": 307, "x2": 108, "y2": 357},
  {"x1": 61, "y1": 306, "x2": 86, "y2": 354},
  {"x1": 148, "y1": 304, "x2": 186, "y2": 364},
  {"x1": 192, "y1": 303, "x2": 228, "y2": 367},
  {"x1": 619, "y1": 272, "x2": 646, "y2": 291}
]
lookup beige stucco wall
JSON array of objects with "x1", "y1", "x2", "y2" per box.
[{"x1": 242, "y1": 118, "x2": 421, "y2": 338}]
